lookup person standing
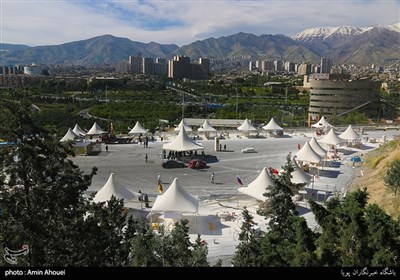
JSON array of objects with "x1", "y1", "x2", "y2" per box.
[
  {"x1": 105, "y1": 145, "x2": 109, "y2": 152},
  {"x1": 211, "y1": 172, "x2": 215, "y2": 184},
  {"x1": 157, "y1": 173, "x2": 162, "y2": 184},
  {"x1": 145, "y1": 153, "x2": 148, "y2": 163}
]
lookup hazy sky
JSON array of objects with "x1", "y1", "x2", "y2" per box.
[{"x1": 1, "y1": 0, "x2": 399, "y2": 46}]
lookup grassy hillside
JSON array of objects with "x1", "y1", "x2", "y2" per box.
[{"x1": 350, "y1": 139, "x2": 400, "y2": 219}]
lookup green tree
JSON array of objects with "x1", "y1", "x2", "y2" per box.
[{"x1": 384, "y1": 159, "x2": 400, "y2": 196}]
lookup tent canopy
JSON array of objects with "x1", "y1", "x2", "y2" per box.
[
  {"x1": 152, "y1": 178, "x2": 199, "y2": 213},
  {"x1": 174, "y1": 119, "x2": 192, "y2": 132},
  {"x1": 93, "y1": 173, "x2": 139, "y2": 203},
  {"x1": 128, "y1": 121, "x2": 148, "y2": 135},
  {"x1": 291, "y1": 156, "x2": 313, "y2": 185},
  {"x1": 86, "y1": 122, "x2": 107, "y2": 136},
  {"x1": 163, "y1": 122, "x2": 204, "y2": 152},
  {"x1": 60, "y1": 128, "x2": 77, "y2": 142},
  {"x1": 309, "y1": 137, "x2": 327, "y2": 157},
  {"x1": 72, "y1": 124, "x2": 86, "y2": 136},
  {"x1": 262, "y1": 117, "x2": 283, "y2": 131},
  {"x1": 237, "y1": 118, "x2": 257, "y2": 132},
  {"x1": 311, "y1": 116, "x2": 332, "y2": 128},
  {"x1": 319, "y1": 128, "x2": 345, "y2": 145},
  {"x1": 238, "y1": 167, "x2": 274, "y2": 201},
  {"x1": 339, "y1": 125, "x2": 360, "y2": 141},
  {"x1": 295, "y1": 141, "x2": 322, "y2": 164},
  {"x1": 198, "y1": 120, "x2": 217, "y2": 132}
]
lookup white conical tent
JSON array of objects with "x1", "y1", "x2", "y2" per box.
[
  {"x1": 262, "y1": 117, "x2": 283, "y2": 131},
  {"x1": 163, "y1": 122, "x2": 204, "y2": 152},
  {"x1": 311, "y1": 116, "x2": 332, "y2": 128},
  {"x1": 238, "y1": 167, "x2": 274, "y2": 201},
  {"x1": 237, "y1": 118, "x2": 257, "y2": 132},
  {"x1": 60, "y1": 128, "x2": 77, "y2": 142},
  {"x1": 295, "y1": 141, "x2": 322, "y2": 164},
  {"x1": 128, "y1": 121, "x2": 148, "y2": 135},
  {"x1": 198, "y1": 120, "x2": 217, "y2": 132},
  {"x1": 72, "y1": 124, "x2": 86, "y2": 136},
  {"x1": 174, "y1": 119, "x2": 192, "y2": 132},
  {"x1": 319, "y1": 128, "x2": 345, "y2": 145},
  {"x1": 291, "y1": 156, "x2": 313, "y2": 185},
  {"x1": 339, "y1": 125, "x2": 360, "y2": 141},
  {"x1": 93, "y1": 173, "x2": 139, "y2": 203},
  {"x1": 309, "y1": 137, "x2": 327, "y2": 157},
  {"x1": 152, "y1": 178, "x2": 199, "y2": 213},
  {"x1": 86, "y1": 122, "x2": 107, "y2": 136}
]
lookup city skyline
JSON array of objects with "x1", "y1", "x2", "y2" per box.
[{"x1": 1, "y1": 0, "x2": 399, "y2": 47}]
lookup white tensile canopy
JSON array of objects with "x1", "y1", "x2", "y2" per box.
[
  {"x1": 311, "y1": 116, "x2": 332, "y2": 128},
  {"x1": 339, "y1": 125, "x2": 360, "y2": 141},
  {"x1": 198, "y1": 120, "x2": 217, "y2": 132},
  {"x1": 295, "y1": 141, "x2": 323, "y2": 164},
  {"x1": 72, "y1": 124, "x2": 86, "y2": 136},
  {"x1": 86, "y1": 122, "x2": 107, "y2": 136},
  {"x1": 262, "y1": 117, "x2": 283, "y2": 131},
  {"x1": 163, "y1": 123, "x2": 204, "y2": 152},
  {"x1": 238, "y1": 167, "x2": 274, "y2": 201},
  {"x1": 309, "y1": 137, "x2": 327, "y2": 157},
  {"x1": 237, "y1": 118, "x2": 257, "y2": 132},
  {"x1": 60, "y1": 128, "x2": 77, "y2": 142},
  {"x1": 152, "y1": 178, "x2": 199, "y2": 213},
  {"x1": 174, "y1": 119, "x2": 192, "y2": 132},
  {"x1": 291, "y1": 156, "x2": 313, "y2": 185},
  {"x1": 128, "y1": 121, "x2": 148, "y2": 135},
  {"x1": 93, "y1": 173, "x2": 139, "y2": 203},
  {"x1": 319, "y1": 128, "x2": 345, "y2": 146}
]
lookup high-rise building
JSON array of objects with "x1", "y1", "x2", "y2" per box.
[
  {"x1": 199, "y1": 57, "x2": 210, "y2": 77},
  {"x1": 168, "y1": 55, "x2": 191, "y2": 80},
  {"x1": 142, "y1": 57, "x2": 154, "y2": 75},
  {"x1": 129, "y1": 53, "x2": 143, "y2": 74},
  {"x1": 320, "y1": 57, "x2": 332, "y2": 74}
]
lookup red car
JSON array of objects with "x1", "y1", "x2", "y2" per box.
[{"x1": 188, "y1": 159, "x2": 207, "y2": 169}]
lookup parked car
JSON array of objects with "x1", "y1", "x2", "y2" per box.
[
  {"x1": 161, "y1": 159, "x2": 186, "y2": 168},
  {"x1": 188, "y1": 159, "x2": 208, "y2": 169},
  {"x1": 241, "y1": 147, "x2": 257, "y2": 153}
]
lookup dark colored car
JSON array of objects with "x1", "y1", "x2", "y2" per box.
[
  {"x1": 188, "y1": 159, "x2": 207, "y2": 169},
  {"x1": 162, "y1": 159, "x2": 186, "y2": 168}
]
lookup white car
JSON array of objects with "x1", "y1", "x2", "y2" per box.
[{"x1": 241, "y1": 147, "x2": 257, "y2": 153}]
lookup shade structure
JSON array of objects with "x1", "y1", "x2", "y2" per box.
[
  {"x1": 128, "y1": 121, "x2": 148, "y2": 135},
  {"x1": 152, "y1": 178, "x2": 199, "y2": 213},
  {"x1": 262, "y1": 117, "x2": 283, "y2": 131},
  {"x1": 198, "y1": 120, "x2": 217, "y2": 132},
  {"x1": 295, "y1": 141, "x2": 322, "y2": 164},
  {"x1": 237, "y1": 118, "x2": 257, "y2": 132},
  {"x1": 163, "y1": 122, "x2": 204, "y2": 152},
  {"x1": 174, "y1": 119, "x2": 192, "y2": 132},
  {"x1": 311, "y1": 116, "x2": 332, "y2": 128},
  {"x1": 86, "y1": 122, "x2": 107, "y2": 136},
  {"x1": 72, "y1": 124, "x2": 86, "y2": 137},
  {"x1": 238, "y1": 167, "x2": 274, "y2": 201},
  {"x1": 291, "y1": 156, "x2": 313, "y2": 185},
  {"x1": 93, "y1": 173, "x2": 139, "y2": 203},
  {"x1": 309, "y1": 137, "x2": 327, "y2": 157},
  {"x1": 339, "y1": 125, "x2": 360, "y2": 141},
  {"x1": 60, "y1": 128, "x2": 77, "y2": 142},
  {"x1": 319, "y1": 128, "x2": 345, "y2": 146}
]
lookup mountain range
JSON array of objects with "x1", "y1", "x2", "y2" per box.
[{"x1": 1, "y1": 23, "x2": 399, "y2": 66}]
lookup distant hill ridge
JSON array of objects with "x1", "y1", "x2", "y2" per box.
[{"x1": 1, "y1": 23, "x2": 399, "y2": 66}]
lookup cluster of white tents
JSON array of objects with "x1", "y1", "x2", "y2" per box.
[{"x1": 236, "y1": 118, "x2": 283, "y2": 136}]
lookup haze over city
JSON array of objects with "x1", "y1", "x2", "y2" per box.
[{"x1": 1, "y1": 0, "x2": 399, "y2": 46}]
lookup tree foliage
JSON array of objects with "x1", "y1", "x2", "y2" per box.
[{"x1": 384, "y1": 159, "x2": 400, "y2": 196}]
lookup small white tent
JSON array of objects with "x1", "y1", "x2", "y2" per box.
[
  {"x1": 152, "y1": 178, "x2": 199, "y2": 213},
  {"x1": 291, "y1": 156, "x2": 313, "y2": 185},
  {"x1": 198, "y1": 120, "x2": 217, "y2": 132},
  {"x1": 86, "y1": 122, "x2": 107, "y2": 136},
  {"x1": 174, "y1": 119, "x2": 192, "y2": 132},
  {"x1": 60, "y1": 128, "x2": 77, "y2": 142},
  {"x1": 238, "y1": 167, "x2": 274, "y2": 201},
  {"x1": 93, "y1": 173, "x2": 139, "y2": 203},
  {"x1": 339, "y1": 125, "x2": 360, "y2": 142},
  {"x1": 237, "y1": 118, "x2": 257, "y2": 132},
  {"x1": 72, "y1": 124, "x2": 86, "y2": 137},
  {"x1": 128, "y1": 121, "x2": 148, "y2": 135},
  {"x1": 319, "y1": 128, "x2": 345, "y2": 146},
  {"x1": 163, "y1": 122, "x2": 204, "y2": 152},
  {"x1": 262, "y1": 117, "x2": 283, "y2": 131},
  {"x1": 311, "y1": 116, "x2": 332, "y2": 128},
  {"x1": 309, "y1": 137, "x2": 327, "y2": 157},
  {"x1": 295, "y1": 141, "x2": 322, "y2": 164}
]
